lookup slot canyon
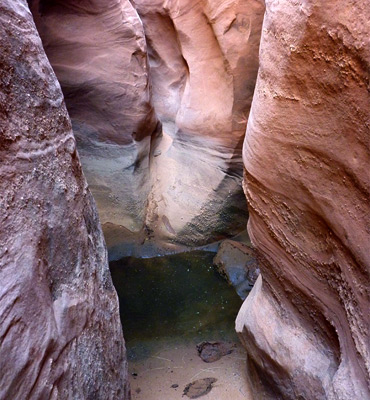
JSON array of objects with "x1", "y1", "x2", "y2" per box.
[{"x1": 0, "y1": 0, "x2": 369, "y2": 399}]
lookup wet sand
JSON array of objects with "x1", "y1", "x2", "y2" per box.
[{"x1": 129, "y1": 340, "x2": 252, "y2": 400}]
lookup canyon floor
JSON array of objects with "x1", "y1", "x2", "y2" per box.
[{"x1": 128, "y1": 339, "x2": 252, "y2": 400}]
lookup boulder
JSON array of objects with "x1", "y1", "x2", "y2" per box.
[{"x1": 213, "y1": 240, "x2": 259, "y2": 299}]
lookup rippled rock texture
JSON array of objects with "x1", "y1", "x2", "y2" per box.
[
  {"x1": 0, "y1": 1, "x2": 129, "y2": 398},
  {"x1": 30, "y1": 0, "x2": 265, "y2": 256},
  {"x1": 236, "y1": 0, "x2": 370, "y2": 399}
]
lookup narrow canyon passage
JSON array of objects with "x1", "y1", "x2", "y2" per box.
[
  {"x1": 28, "y1": 0, "x2": 265, "y2": 258},
  {"x1": 1, "y1": 1, "x2": 369, "y2": 400},
  {"x1": 27, "y1": 1, "x2": 265, "y2": 392}
]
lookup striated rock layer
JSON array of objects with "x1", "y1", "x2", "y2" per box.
[
  {"x1": 30, "y1": 0, "x2": 265, "y2": 256},
  {"x1": 0, "y1": 1, "x2": 129, "y2": 399},
  {"x1": 236, "y1": 0, "x2": 370, "y2": 399}
]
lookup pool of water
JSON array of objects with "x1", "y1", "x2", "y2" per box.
[{"x1": 109, "y1": 251, "x2": 244, "y2": 361}]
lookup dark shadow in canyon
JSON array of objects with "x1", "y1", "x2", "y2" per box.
[{"x1": 109, "y1": 251, "x2": 243, "y2": 360}]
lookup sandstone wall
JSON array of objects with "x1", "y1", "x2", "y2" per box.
[
  {"x1": 134, "y1": 0, "x2": 265, "y2": 249},
  {"x1": 236, "y1": 0, "x2": 370, "y2": 399},
  {"x1": 0, "y1": 1, "x2": 129, "y2": 398},
  {"x1": 29, "y1": 0, "x2": 159, "y2": 254},
  {"x1": 30, "y1": 0, "x2": 265, "y2": 256}
]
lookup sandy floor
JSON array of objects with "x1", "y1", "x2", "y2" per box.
[{"x1": 128, "y1": 340, "x2": 253, "y2": 400}]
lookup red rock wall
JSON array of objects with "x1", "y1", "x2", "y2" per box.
[
  {"x1": 236, "y1": 0, "x2": 370, "y2": 399},
  {"x1": 0, "y1": 1, "x2": 129, "y2": 398}
]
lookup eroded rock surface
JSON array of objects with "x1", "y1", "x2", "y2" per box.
[
  {"x1": 236, "y1": 1, "x2": 370, "y2": 399},
  {"x1": 0, "y1": 2, "x2": 129, "y2": 398},
  {"x1": 30, "y1": 0, "x2": 265, "y2": 256},
  {"x1": 29, "y1": 0, "x2": 159, "y2": 253},
  {"x1": 134, "y1": 0, "x2": 265, "y2": 249}
]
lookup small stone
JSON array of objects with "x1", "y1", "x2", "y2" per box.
[
  {"x1": 183, "y1": 378, "x2": 217, "y2": 399},
  {"x1": 171, "y1": 384, "x2": 179, "y2": 388},
  {"x1": 196, "y1": 341, "x2": 235, "y2": 363}
]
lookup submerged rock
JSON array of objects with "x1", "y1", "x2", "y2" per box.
[
  {"x1": 197, "y1": 341, "x2": 236, "y2": 363},
  {"x1": 214, "y1": 240, "x2": 259, "y2": 299},
  {"x1": 183, "y1": 378, "x2": 217, "y2": 399},
  {"x1": 0, "y1": 2, "x2": 129, "y2": 399}
]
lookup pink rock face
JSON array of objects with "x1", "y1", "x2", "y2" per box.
[
  {"x1": 236, "y1": 1, "x2": 370, "y2": 399},
  {"x1": 134, "y1": 0, "x2": 265, "y2": 249},
  {"x1": 29, "y1": 0, "x2": 159, "y2": 245},
  {"x1": 134, "y1": 0, "x2": 264, "y2": 135},
  {"x1": 0, "y1": 2, "x2": 129, "y2": 399}
]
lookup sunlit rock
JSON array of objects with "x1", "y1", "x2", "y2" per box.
[{"x1": 134, "y1": 0, "x2": 265, "y2": 250}]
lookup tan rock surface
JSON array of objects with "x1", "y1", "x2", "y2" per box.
[
  {"x1": 0, "y1": 2, "x2": 129, "y2": 398},
  {"x1": 236, "y1": 0, "x2": 370, "y2": 399}
]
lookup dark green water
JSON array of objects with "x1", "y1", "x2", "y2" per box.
[{"x1": 109, "y1": 251, "x2": 243, "y2": 360}]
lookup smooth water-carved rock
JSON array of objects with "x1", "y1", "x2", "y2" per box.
[
  {"x1": 29, "y1": 0, "x2": 159, "y2": 254},
  {"x1": 134, "y1": 0, "x2": 265, "y2": 249},
  {"x1": 0, "y1": 2, "x2": 129, "y2": 398},
  {"x1": 236, "y1": 0, "x2": 370, "y2": 399}
]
